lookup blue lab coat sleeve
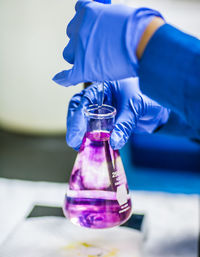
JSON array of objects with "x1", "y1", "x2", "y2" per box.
[
  {"x1": 155, "y1": 111, "x2": 200, "y2": 141},
  {"x1": 138, "y1": 24, "x2": 200, "y2": 139}
]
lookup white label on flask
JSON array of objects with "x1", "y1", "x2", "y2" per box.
[
  {"x1": 116, "y1": 184, "x2": 128, "y2": 206},
  {"x1": 119, "y1": 206, "x2": 130, "y2": 214},
  {"x1": 112, "y1": 171, "x2": 118, "y2": 178}
]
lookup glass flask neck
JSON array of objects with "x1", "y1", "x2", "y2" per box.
[{"x1": 84, "y1": 104, "x2": 116, "y2": 135}]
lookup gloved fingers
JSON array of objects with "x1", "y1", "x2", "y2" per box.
[
  {"x1": 83, "y1": 82, "x2": 113, "y2": 106},
  {"x1": 66, "y1": 6, "x2": 85, "y2": 39},
  {"x1": 68, "y1": 90, "x2": 86, "y2": 110},
  {"x1": 63, "y1": 38, "x2": 75, "y2": 64},
  {"x1": 66, "y1": 14, "x2": 78, "y2": 39},
  {"x1": 66, "y1": 92, "x2": 91, "y2": 150},
  {"x1": 134, "y1": 94, "x2": 170, "y2": 133},
  {"x1": 70, "y1": 81, "x2": 113, "y2": 107},
  {"x1": 60, "y1": 1, "x2": 92, "y2": 68},
  {"x1": 52, "y1": 67, "x2": 82, "y2": 87},
  {"x1": 64, "y1": 8, "x2": 85, "y2": 63},
  {"x1": 66, "y1": 82, "x2": 113, "y2": 150},
  {"x1": 67, "y1": 81, "x2": 113, "y2": 113},
  {"x1": 136, "y1": 105, "x2": 170, "y2": 133},
  {"x1": 66, "y1": 98, "x2": 89, "y2": 150},
  {"x1": 66, "y1": 85, "x2": 100, "y2": 150},
  {"x1": 110, "y1": 109, "x2": 136, "y2": 150},
  {"x1": 75, "y1": 0, "x2": 92, "y2": 12},
  {"x1": 68, "y1": 82, "x2": 108, "y2": 112},
  {"x1": 103, "y1": 81, "x2": 114, "y2": 106}
]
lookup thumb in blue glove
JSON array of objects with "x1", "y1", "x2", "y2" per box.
[
  {"x1": 66, "y1": 78, "x2": 170, "y2": 150},
  {"x1": 53, "y1": 0, "x2": 163, "y2": 86}
]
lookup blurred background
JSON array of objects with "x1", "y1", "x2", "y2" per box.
[
  {"x1": 0, "y1": 0, "x2": 199, "y2": 256},
  {"x1": 0, "y1": 0, "x2": 80, "y2": 182},
  {"x1": 0, "y1": 0, "x2": 200, "y2": 189}
]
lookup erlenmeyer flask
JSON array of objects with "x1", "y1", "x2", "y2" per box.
[{"x1": 63, "y1": 104, "x2": 132, "y2": 229}]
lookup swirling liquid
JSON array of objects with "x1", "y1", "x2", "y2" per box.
[{"x1": 63, "y1": 131, "x2": 132, "y2": 229}]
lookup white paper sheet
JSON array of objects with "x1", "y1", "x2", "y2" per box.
[
  {"x1": 0, "y1": 178, "x2": 199, "y2": 257},
  {"x1": 0, "y1": 217, "x2": 143, "y2": 257}
]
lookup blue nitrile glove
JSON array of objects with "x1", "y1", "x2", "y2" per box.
[
  {"x1": 67, "y1": 78, "x2": 170, "y2": 150},
  {"x1": 53, "y1": 0, "x2": 163, "y2": 86}
]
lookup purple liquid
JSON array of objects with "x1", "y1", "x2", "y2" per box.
[
  {"x1": 64, "y1": 131, "x2": 132, "y2": 229},
  {"x1": 64, "y1": 194, "x2": 132, "y2": 229}
]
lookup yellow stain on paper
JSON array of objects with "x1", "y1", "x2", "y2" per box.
[
  {"x1": 63, "y1": 242, "x2": 93, "y2": 250},
  {"x1": 101, "y1": 248, "x2": 118, "y2": 257},
  {"x1": 81, "y1": 242, "x2": 94, "y2": 248},
  {"x1": 63, "y1": 241, "x2": 118, "y2": 257}
]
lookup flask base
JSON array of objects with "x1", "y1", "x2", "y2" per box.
[{"x1": 63, "y1": 193, "x2": 132, "y2": 229}]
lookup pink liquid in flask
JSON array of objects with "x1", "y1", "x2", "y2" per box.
[{"x1": 63, "y1": 105, "x2": 132, "y2": 229}]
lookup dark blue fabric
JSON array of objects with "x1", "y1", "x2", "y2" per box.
[
  {"x1": 158, "y1": 111, "x2": 200, "y2": 140},
  {"x1": 138, "y1": 24, "x2": 200, "y2": 140},
  {"x1": 131, "y1": 133, "x2": 200, "y2": 171},
  {"x1": 120, "y1": 140, "x2": 200, "y2": 194}
]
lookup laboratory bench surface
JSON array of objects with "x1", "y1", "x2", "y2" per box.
[{"x1": 0, "y1": 178, "x2": 199, "y2": 257}]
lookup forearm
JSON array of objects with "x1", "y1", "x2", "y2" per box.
[
  {"x1": 137, "y1": 22, "x2": 200, "y2": 135},
  {"x1": 136, "y1": 17, "x2": 165, "y2": 60}
]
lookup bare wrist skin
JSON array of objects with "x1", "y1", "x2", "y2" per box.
[{"x1": 136, "y1": 17, "x2": 165, "y2": 60}]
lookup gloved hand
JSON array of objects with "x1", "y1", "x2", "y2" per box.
[
  {"x1": 67, "y1": 78, "x2": 170, "y2": 150},
  {"x1": 53, "y1": 0, "x2": 163, "y2": 86}
]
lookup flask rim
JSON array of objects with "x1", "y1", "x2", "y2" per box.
[{"x1": 84, "y1": 104, "x2": 116, "y2": 119}]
